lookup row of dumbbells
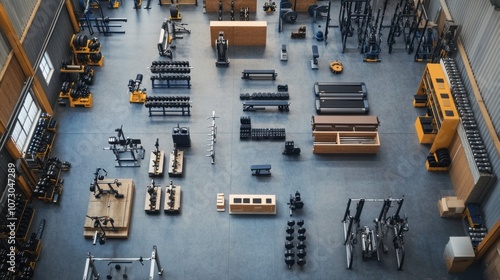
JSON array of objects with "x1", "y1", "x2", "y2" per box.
[
  {"x1": 146, "y1": 96, "x2": 190, "y2": 102},
  {"x1": 15, "y1": 207, "x2": 34, "y2": 239},
  {"x1": 151, "y1": 60, "x2": 190, "y2": 67},
  {"x1": 145, "y1": 101, "x2": 191, "y2": 108},
  {"x1": 442, "y1": 58, "x2": 492, "y2": 173},
  {"x1": 150, "y1": 65, "x2": 191, "y2": 74},
  {"x1": 150, "y1": 74, "x2": 191, "y2": 81},
  {"x1": 239, "y1": 92, "x2": 290, "y2": 100},
  {"x1": 240, "y1": 117, "x2": 252, "y2": 139},
  {"x1": 26, "y1": 117, "x2": 54, "y2": 155},
  {"x1": 285, "y1": 220, "x2": 307, "y2": 268},
  {"x1": 251, "y1": 128, "x2": 286, "y2": 140}
]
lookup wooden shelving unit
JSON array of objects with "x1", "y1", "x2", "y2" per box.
[{"x1": 312, "y1": 131, "x2": 380, "y2": 154}]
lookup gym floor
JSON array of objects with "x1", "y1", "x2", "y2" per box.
[{"x1": 31, "y1": 1, "x2": 482, "y2": 279}]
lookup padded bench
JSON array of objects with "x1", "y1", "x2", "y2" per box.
[
  {"x1": 251, "y1": 164, "x2": 271, "y2": 175},
  {"x1": 242, "y1": 100, "x2": 290, "y2": 111},
  {"x1": 242, "y1": 70, "x2": 277, "y2": 80}
]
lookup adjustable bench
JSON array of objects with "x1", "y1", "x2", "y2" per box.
[
  {"x1": 242, "y1": 70, "x2": 277, "y2": 80},
  {"x1": 242, "y1": 100, "x2": 290, "y2": 111},
  {"x1": 251, "y1": 164, "x2": 271, "y2": 175},
  {"x1": 311, "y1": 45, "x2": 319, "y2": 69}
]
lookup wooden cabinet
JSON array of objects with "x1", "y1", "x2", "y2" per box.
[{"x1": 312, "y1": 131, "x2": 380, "y2": 154}]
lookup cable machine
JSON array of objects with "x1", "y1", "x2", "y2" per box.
[
  {"x1": 339, "y1": 0, "x2": 371, "y2": 53},
  {"x1": 342, "y1": 196, "x2": 408, "y2": 270},
  {"x1": 78, "y1": 0, "x2": 127, "y2": 36},
  {"x1": 207, "y1": 111, "x2": 219, "y2": 164},
  {"x1": 83, "y1": 245, "x2": 164, "y2": 280}
]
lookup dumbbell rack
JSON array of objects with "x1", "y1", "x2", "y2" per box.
[
  {"x1": 239, "y1": 116, "x2": 286, "y2": 140},
  {"x1": 70, "y1": 34, "x2": 104, "y2": 67},
  {"x1": 150, "y1": 61, "x2": 191, "y2": 88},
  {"x1": 144, "y1": 96, "x2": 192, "y2": 116},
  {"x1": 59, "y1": 81, "x2": 93, "y2": 108},
  {"x1": 25, "y1": 114, "x2": 57, "y2": 171},
  {"x1": 33, "y1": 159, "x2": 64, "y2": 204}
]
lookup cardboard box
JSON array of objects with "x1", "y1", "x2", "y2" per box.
[{"x1": 438, "y1": 197, "x2": 465, "y2": 218}]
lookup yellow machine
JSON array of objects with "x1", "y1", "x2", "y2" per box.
[
  {"x1": 329, "y1": 61, "x2": 343, "y2": 74},
  {"x1": 414, "y1": 63, "x2": 459, "y2": 171},
  {"x1": 170, "y1": 0, "x2": 181, "y2": 20},
  {"x1": 128, "y1": 74, "x2": 147, "y2": 103}
]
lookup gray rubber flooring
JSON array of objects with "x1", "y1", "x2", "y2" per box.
[{"x1": 31, "y1": 1, "x2": 482, "y2": 279}]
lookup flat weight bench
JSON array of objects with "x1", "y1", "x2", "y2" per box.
[
  {"x1": 242, "y1": 100, "x2": 290, "y2": 111},
  {"x1": 311, "y1": 45, "x2": 319, "y2": 70},
  {"x1": 251, "y1": 164, "x2": 271, "y2": 175},
  {"x1": 242, "y1": 70, "x2": 277, "y2": 80}
]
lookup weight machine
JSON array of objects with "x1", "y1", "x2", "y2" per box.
[
  {"x1": 89, "y1": 168, "x2": 124, "y2": 199},
  {"x1": 145, "y1": 179, "x2": 161, "y2": 213},
  {"x1": 79, "y1": 0, "x2": 127, "y2": 36},
  {"x1": 104, "y1": 125, "x2": 145, "y2": 167},
  {"x1": 341, "y1": 196, "x2": 408, "y2": 270},
  {"x1": 361, "y1": 8, "x2": 382, "y2": 62},
  {"x1": 287, "y1": 191, "x2": 304, "y2": 216},
  {"x1": 170, "y1": 0, "x2": 182, "y2": 20},
  {"x1": 278, "y1": 0, "x2": 298, "y2": 33},
  {"x1": 128, "y1": 74, "x2": 147, "y2": 103},
  {"x1": 339, "y1": 0, "x2": 371, "y2": 53},
  {"x1": 215, "y1": 31, "x2": 230, "y2": 67},
  {"x1": 263, "y1": 0, "x2": 277, "y2": 12},
  {"x1": 83, "y1": 245, "x2": 164, "y2": 280},
  {"x1": 86, "y1": 215, "x2": 116, "y2": 245}
]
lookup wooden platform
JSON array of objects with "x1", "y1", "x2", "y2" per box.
[
  {"x1": 149, "y1": 150, "x2": 165, "y2": 177},
  {"x1": 168, "y1": 149, "x2": 184, "y2": 177},
  {"x1": 164, "y1": 185, "x2": 181, "y2": 214},
  {"x1": 83, "y1": 179, "x2": 134, "y2": 238},
  {"x1": 145, "y1": 186, "x2": 162, "y2": 214}
]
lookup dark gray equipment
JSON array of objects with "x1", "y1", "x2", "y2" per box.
[
  {"x1": 278, "y1": 0, "x2": 298, "y2": 32},
  {"x1": 283, "y1": 141, "x2": 300, "y2": 155},
  {"x1": 251, "y1": 164, "x2": 271, "y2": 175},
  {"x1": 242, "y1": 100, "x2": 290, "y2": 112},
  {"x1": 89, "y1": 168, "x2": 124, "y2": 199},
  {"x1": 311, "y1": 45, "x2": 319, "y2": 69},
  {"x1": 342, "y1": 197, "x2": 408, "y2": 270},
  {"x1": 104, "y1": 125, "x2": 145, "y2": 167},
  {"x1": 172, "y1": 124, "x2": 191, "y2": 147},
  {"x1": 287, "y1": 191, "x2": 304, "y2": 216},
  {"x1": 215, "y1": 31, "x2": 230, "y2": 67},
  {"x1": 314, "y1": 82, "x2": 367, "y2": 98},
  {"x1": 86, "y1": 215, "x2": 116, "y2": 245},
  {"x1": 315, "y1": 99, "x2": 369, "y2": 114},
  {"x1": 241, "y1": 70, "x2": 277, "y2": 80}
]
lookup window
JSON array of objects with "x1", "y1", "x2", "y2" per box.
[
  {"x1": 11, "y1": 93, "x2": 40, "y2": 153},
  {"x1": 253, "y1": 198, "x2": 262, "y2": 204},
  {"x1": 266, "y1": 198, "x2": 272, "y2": 204},
  {"x1": 39, "y1": 52, "x2": 54, "y2": 83},
  {"x1": 233, "y1": 198, "x2": 241, "y2": 203},
  {"x1": 243, "y1": 198, "x2": 250, "y2": 203}
]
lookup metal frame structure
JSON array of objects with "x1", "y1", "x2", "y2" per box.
[
  {"x1": 207, "y1": 111, "x2": 218, "y2": 164},
  {"x1": 79, "y1": 0, "x2": 127, "y2": 36},
  {"x1": 104, "y1": 125, "x2": 145, "y2": 167},
  {"x1": 339, "y1": 0, "x2": 371, "y2": 53},
  {"x1": 83, "y1": 245, "x2": 164, "y2": 280},
  {"x1": 341, "y1": 196, "x2": 408, "y2": 270}
]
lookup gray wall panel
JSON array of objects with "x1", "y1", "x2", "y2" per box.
[
  {"x1": 446, "y1": 0, "x2": 500, "y2": 229},
  {"x1": 1, "y1": 0, "x2": 38, "y2": 38}
]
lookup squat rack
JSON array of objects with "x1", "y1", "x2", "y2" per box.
[
  {"x1": 83, "y1": 245, "x2": 164, "y2": 280},
  {"x1": 341, "y1": 196, "x2": 408, "y2": 270}
]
